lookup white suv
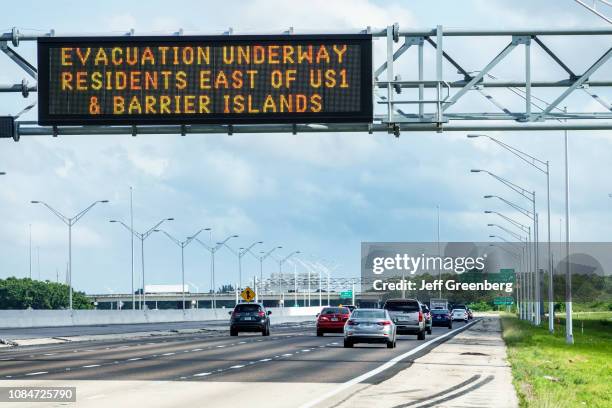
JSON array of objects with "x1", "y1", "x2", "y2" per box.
[{"x1": 451, "y1": 308, "x2": 468, "y2": 323}]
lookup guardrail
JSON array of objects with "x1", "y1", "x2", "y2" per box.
[{"x1": 0, "y1": 307, "x2": 322, "y2": 329}]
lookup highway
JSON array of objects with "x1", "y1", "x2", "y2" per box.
[{"x1": 0, "y1": 320, "x2": 475, "y2": 407}]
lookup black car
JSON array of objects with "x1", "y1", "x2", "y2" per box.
[
  {"x1": 421, "y1": 304, "x2": 433, "y2": 334},
  {"x1": 431, "y1": 309, "x2": 453, "y2": 329},
  {"x1": 229, "y1": 303, "x2": 271, "y2": 336}
]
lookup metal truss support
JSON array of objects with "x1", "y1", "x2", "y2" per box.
[
  {"x1": 0, "y1": 41, "x2": 37, "y2": 79},
  {"x1": 535, "y1": 47, "x2": 612, "y2": 120},
  {"x1": 1, "y1": 26, "x2": 612, "y2": 139}
]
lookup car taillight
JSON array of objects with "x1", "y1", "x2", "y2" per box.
[
  {"x1": 319, "y1": 316, "x2": 329, "y2": 321},
  {"x1": 377, "y1": 320, "x2": 392, "y2": 326},
  {"x1": 342, "y1": 314, "x2": 349, "y2": 321},
  {"x1": 347, "y1": 320, "x2": 358, "y2": 326},
  {"x1": 418, "y1": 311, "x2": 423, "y2": 322},
  {"x1": 258, "y1": 311, "x2": 265, "y2": 317}
]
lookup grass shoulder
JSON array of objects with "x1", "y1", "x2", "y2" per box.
[{"x1": 500, "y1": 312, "x2": 611, "y2": 408}]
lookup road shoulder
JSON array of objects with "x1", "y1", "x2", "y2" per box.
[{"x1": 328, "y1": 316, "x2": 518, "y2": 408}]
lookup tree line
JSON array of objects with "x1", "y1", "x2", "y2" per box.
[{"x1": 0, "y1": 277, "x2": 92, "y2": 309}]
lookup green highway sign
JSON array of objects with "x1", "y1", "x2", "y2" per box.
[
  {"x1": 490, "y1": 268, "x2": 516, "y2": 284},
  {"x1": 494, "y1": 296, "x2": 514, "y2": 305},
  {"x1": 339, "y1": 290, "x2": 352, "y2": 299}
]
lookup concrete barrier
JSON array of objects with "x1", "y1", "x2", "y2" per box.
[{"x1": 0, "y1": 306, "x2": 322, "y2": 329}]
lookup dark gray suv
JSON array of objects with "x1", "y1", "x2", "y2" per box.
[{"x1": 229, "y1": 303, "x2": 271, "y2": 336}]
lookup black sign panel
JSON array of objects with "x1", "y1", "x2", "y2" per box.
[{"x1": 37, "y1": 35, "x2": 372, "y2": 126}]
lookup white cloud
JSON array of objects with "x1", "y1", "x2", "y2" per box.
[{"x1": 127, "y1": 152, "x2": 170, "y2": 178}]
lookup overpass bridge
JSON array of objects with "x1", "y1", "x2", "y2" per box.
[{"x1": 88, "y1": 291, "x2": 383, "y2": 310}]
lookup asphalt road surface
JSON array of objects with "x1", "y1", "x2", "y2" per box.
[
  {"x1": 0, "y1": 320, "x2": 230, "y2": 340},
  {"x1": 0, "y1": 321, "x2": 474, "y2": 407}
]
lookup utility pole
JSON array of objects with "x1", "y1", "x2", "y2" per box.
[
  {"x1": 130, "y1": 186, "x2": 135, "y2": 309},
  {"x1": 564, "y1": 117, "x2": 573, "y2": 345}
]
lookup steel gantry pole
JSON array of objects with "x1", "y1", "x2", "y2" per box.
[
  {"x1": 192, "y1": 233, "x2": 238, "y2": 309},
  {"x1": 469, "y1": 134, "x2": 553, "y2": 330},
  {"x1": 130, "y1": 187, "x2": 135, "y2": 310},
  {"x1": 109, "y1": 217, "x2": 173, "y2": 310},
  {"x1": 32, "y1": 199, "x2": 109, "y2": 310},
  {"x1": 154, "y1": 228, "x2": 206, "y2": 310},
  {"x1": 564, "y1": 123, "x2": 574, "y2": 345}
]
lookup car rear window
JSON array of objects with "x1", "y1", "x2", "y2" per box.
[
  {"x1": 321, "y1": 307, "x2": 349, "y2": 314},
  {"x1": 235, "y1": 304, "x2": 262, "y2": 312},
  {"x1": 432, "y1": 309, "x2": 449, "y2": 314},
  {"x1": 384, "y1": 301, "x2": 420, "y2": 312},
  {"x1": 352, "y1": 310, "x2": 386, "y2": 319}
]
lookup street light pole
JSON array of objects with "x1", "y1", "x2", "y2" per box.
[
  {"x1": 110, "y1": 217, "x2": 173, "y2": 310},
  {"x1": 248, "y1": 246, "x2": 282, "y2": 303},
  {"x1": 32, "y1": 200, "x2": 109, "y2": 310},
  {"x1": 486, "y1": 209, "x2": 532, "y2": 321},
  {"x1": 469, "y1": 134, "x2": 552, "y2": 330},
  {"x1": 473, "y1": 169, "x2": 539, "y2": 324},
  {"x1": 277, "y1": 251, "x2": 301, "y2": 307},
  {"x1": 224, "y1": 240, "x2": 263, "y2": 291},
  {"x1": 154, "y1": 228, "x2": 206, "y2": 310},
  {"x1": 192, "y1": 234, "x2": 238, "y2": 309}
]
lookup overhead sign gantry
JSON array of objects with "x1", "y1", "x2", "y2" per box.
[{"x1": 1, "y1": 24, "x2": 611, "y2": 140}]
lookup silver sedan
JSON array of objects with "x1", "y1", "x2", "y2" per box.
[{"x1": 343, "y1": 308, "x2": 397, "y2": 348}]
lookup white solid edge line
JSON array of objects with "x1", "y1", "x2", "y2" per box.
[{"x1": 298, "y1": 319, "x2": 480, "y2": 408}]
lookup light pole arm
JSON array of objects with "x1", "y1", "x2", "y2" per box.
[
  {"x1": 111, "y1": 219, "x2": 141, "y2": 239},
  {"x1": 193, "y1": 237, "x2": 213, "y2": 252},
  {"x1": 484, "y1": 135, "x2": 548, "y2": 173},
  {"x1": 184, "y1": 228, "x2": 206, "y2": 247},
  {"x1": 487, "y1": 171, "x2": 534, "y2": 202},
  {"x1": 156, "y1": 229, "x2": 182, "y2": 247},
  {"x1": 222, "y1": 242, "x2": 240, "y2": 256},
  {"x1": 490, "y1": 235, "x2": 525, "y2": 251},
  {"x1": 491, "y1": 212, "x2": 531, "y2": 234},
  {"x1": 73, "y1": 200, "x2": 106, "y2": 224},
  {"x1": 490, "y1": 223, "x2": 525, "y2": 241},
  {"x1": 494, "y1": 196, "x2": 533, "y2": 218},
  {"x1": 240, "y1": 241, "x2": 263, "y2": 258},
  {"x1": 35, "y1": 201, "x2": 69, "y2": 225},
  {"x1": 143, "y1": 218, "x2": 171, "y2": 239},
  {"x1": 215, "y1": 234, "x2": 238, "y2": 251}
]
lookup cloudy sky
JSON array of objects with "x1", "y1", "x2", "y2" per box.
[{"x1": 0, "y1": 0, "x2": 610, "y2": 294}]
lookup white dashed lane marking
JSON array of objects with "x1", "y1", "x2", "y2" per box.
[{"x1": 1, "y1": 330, "x2": 312, "y2": 379}]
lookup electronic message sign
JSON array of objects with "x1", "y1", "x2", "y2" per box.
[{"x1": 37, "y1": 35, "x2": 372, "y2": 126}]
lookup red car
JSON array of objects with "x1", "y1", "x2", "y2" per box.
[{"x1": 316, "y1": 306, "x2": 351, "y2": 336}]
